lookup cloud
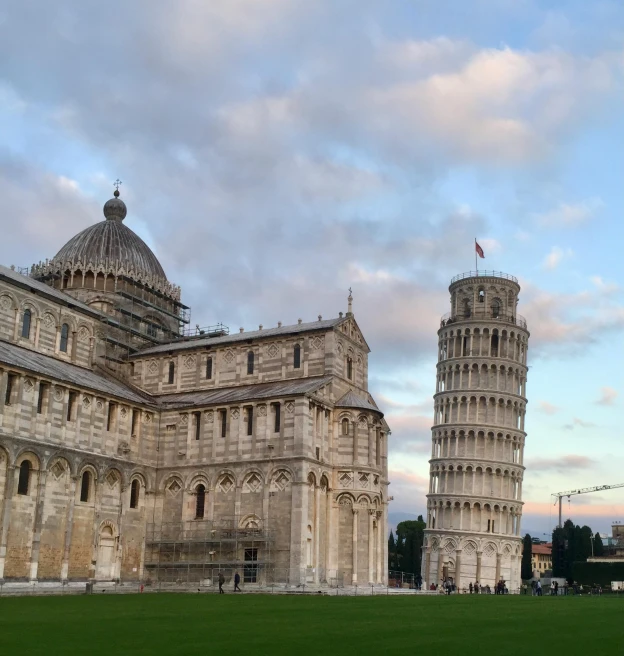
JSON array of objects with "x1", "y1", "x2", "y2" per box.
[
  {"x1": 527, "y1": 454, "x2": 596, "y2": 472},
  {"x1": 590, "y1": 276, "x2": 619, "y2": 294},
  {"x1": 596, "y1": 386, "x2": 618, "y2": 406},
  {"x1": 563, "y1": 417, "x2": 597, "y2": 430},
  {"x1": 537, "y1": 401, "x2": 560, "y2": 415},
  {"x1": 520, "y1": 280, "x2": 624, "y2": 356},
  {"x1": 542, "y1": 246, "x2": 573, "y2": 270},
  {"x1": 533, "y1": 198, "x2": 604, "y2": 228},
  {"x1": 387, "y1": 469, "x2": 430, "y2": 513}
]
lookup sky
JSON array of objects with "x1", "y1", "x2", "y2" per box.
[{"x1": 0, "y1": 0, "x2": 622, "y2": 538}]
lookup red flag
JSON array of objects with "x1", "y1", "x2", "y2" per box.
[{"x1": 475, "y1": 241, "x2": 485, "y2": 259}]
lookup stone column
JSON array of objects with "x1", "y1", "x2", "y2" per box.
[
  {"x1": 61, "y1": 476, "x2": 79, "y2": 580},
  {"x1": 0, "y1": 465, "x2": 16, "y2": 579},
  {"x1": 313, "y1": 485, "x2": 320, "y2": 584},
  {"x1": 325, "y1": 490, "x2": 333, "y2": 583},
  {"x1": 351, "y1": 508, "x2": 359, "y2": 585},
  {"x1": 376, "y1": 511, "x2": 383, "y2": 584},
  {"x1": 29, "y1": 467, "x2": 49, "y2": 580},
  {"x1": 495, "y1": 553, "x2": 502, "y2": 583},
  {"x1": 367, "y1": 424, "x2": 374, "y2": 466},
  {"x1": 368, "y1": 509, "x2": 375, "y2": 584},
  {"x1": 436, "y1": 547, "x2": 443, "y2": 584},
  {"x1": 476, "y1": 550, "x2": 482, "y2": 584},
  {"x1": 424, "y1": 547, "x2": 431, "y2": 588},
  {"x1": 289, "y1": 480, "x2": 307, "y2": 586},
  {"x1": 455, "y1": 549, "x2": 462, "y2": 592}
]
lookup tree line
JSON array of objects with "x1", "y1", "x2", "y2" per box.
[{"x1": 388, "y1": 516, "x2": 426, "y2": 574}]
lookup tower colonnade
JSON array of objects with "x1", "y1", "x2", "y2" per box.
[{"x1": 422, "y1": 271, "x2": 529, "y2": 591}]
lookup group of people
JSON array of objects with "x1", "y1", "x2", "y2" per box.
[
  {"x1": 217, "y1": 571, "x2": 242, "y2": 594},
  {"x1": 427, "y1": 580, "x2": 509, "y2": 594}
]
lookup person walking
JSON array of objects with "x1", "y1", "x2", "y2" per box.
[
  {"x1": 218, "y1": 571, "x2": 225, "y2": 594},
  {"x1": 536, "y1": 580, "x2": 542, "y2": 596},
  {"x1": 234, "y1": 571, "x2": 241, "y2": 592},
  {"x1": 469, "y1": 582, "x2": 473, "y2": 594}
]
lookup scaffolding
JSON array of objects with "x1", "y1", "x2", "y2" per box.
[{"x1": 144, "y1": 517, "x2": 275, "y2": 585}]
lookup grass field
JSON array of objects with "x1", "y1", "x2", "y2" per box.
[{"x1": 1, "y1": 593, "x2": 622, "y2": 655}]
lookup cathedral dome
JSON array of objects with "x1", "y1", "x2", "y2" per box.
[
  {"x1": 52, "y1": 191, "x2": 166, "y2": 281},
  {"x1": 31, "y1": 187, "x2": 180, "y2": 300}
]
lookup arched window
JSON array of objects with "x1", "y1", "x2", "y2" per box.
[
  {"x1": 478, "y1": 289, "x2": 485, "y2": 303},
  {"x1": 80, "y1": 471, "x2": 91, "y2": 502},
  {"x1": 491, "y1": 299, "x2": 500, "y2": 319},
  {"x1": 347, "y1": 357, "x2": 353, "y2": 380},
  {"x1": 463, "y1": 299, "x2": 471, "y2": 318},
  {"x1": 206, "y1": 356, "x2": 213, "y2": 380},
  {"x1": 491, "y1": 334, "x2": 499, "y2": 356},
  {"x1": 130, "y1": 479, "x2": 140, "y2": 509},
  {"x1": 293, "y1": 344, "x2": 301, "y2": 369},
  {"x1": 195, "y1": 484, "x2": 206, "y2": 519},
  {"x1": 247, "y1": 351, "x2": 254, "y2": 375},
  {"x1": 17, "y1": 460, "x2": 31, "y2": 495},
  {"x1": 21, "y1": 309, "x2": 32, "y2": 339},
  {"x1": 342, "y1": 418, "x2": 349, "y2": 435},
  {"x1": 59, "y1": 323, "x2": 70, "y2": 352},
  {"x1": 168, "y1": 361, "x2": 175, "y2": 384}
]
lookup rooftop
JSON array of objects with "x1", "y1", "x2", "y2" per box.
[
  {"x1": 450, "y1": 270, "x2": 519, "y2": 285},
  {"x1": 133, "y1": 316, "x2": 347, "y2": 357},
  {"x1": 0, "y1": 265, "x2": 103, "y2": 319},
  {"x1": 0, "y1": 339, "x2": 150, "y2": 405}
]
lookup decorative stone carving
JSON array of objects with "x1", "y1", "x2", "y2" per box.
[
  {"x1": 231, "y1": 408, "x2": 240, "y2": 420},
  {"x1": 43, "y1": 312, "x2": 55, "y2": 327},
  {"x1": 118, "y1": 441, "x2": 131, "y2": 455},
  {"x1": 54, "y1": 387, "x2": 65, "y2": 402},
  {"x1": 243, "y1": 472, "x2": 262, "y2": 493},
  {"x1": 148, "y1": 360, "x2": 158, "y2": 374},
  {"x1": 96, "y1": 399, "x2": 104, "y2": 411},
  {"x1": 311, "y1": 336, "x2": 323, "y2": 350},
  {"x1": 258, "y1": 405, "x2": 267, "y2": 417},
  {"x1": 106, "y1": 470, "x2": 119, "y2": 487},
  {"x1": 50, "y1": 461, "x2": 65, "y2": 479},
  {"x1": 184, "y1": 355, "x2": 196, "y2": 370},
  {"x1": 205, "y1": 410, "x2": 214, "y2": 423},
  {"x1": 271, "y1": 470, "x2": 291, "y2": 492},
  {"x1": 338, "y1": 471, "x2": 353, "y2": 487},
  {"x1": 82, "y1": 395, "x2": 91, "y2": 410},
  {"x1": 285, "y1": 401, "x2": 295, "y2": 414},
  {"x1": 167, "y1": 479, "x2": 182, "y2": 495},
  {"x1": 23, "y1": 378, "x2": 35, "y2": 393},
  {"x1": 267, "y1": 344, "x2": 279, "y2": 358},
  {"x1": 217, "y1": 474, "x2": 235, "y2": 494},
  {"x1": 180, "y1": 413, "x2": 189, "y2": 426},
  {"x1": 143, "y1": 412, "x2": 152, "y2": 424},
  {"x1": 120, "y1": 407, "x2": 128, "y2": 420},
  {"x1": 0, "y1": 295, "x2": 12, "y2": 310},
  {"x1": 78, "y1": 326, "x2": 90, "y2": 341},
  {"x1": 224, "y1": 349, "x2": 235, "y2": 364}
]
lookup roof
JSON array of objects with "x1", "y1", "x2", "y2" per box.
[
  {"x1": 335, "y1": 390, "x2": 382, "y2": 414},
  {"x1": 133, "y1": 317, "x2": 347, "y2": 357},
  {"x1": 0, "y1": 265, "x2": 102, "y2": 319},
  {"x1": 532, "y1": 544, "x2": 552, "y2": 556},
  {"x1": 157, "y1": 376, "x2": 333, "y2": 408},
  {"x1": 53, "y1": 218, "x2": 167, "y2": 281},
  {"x1": 0, "y1": 340, "x2": 149, "y2": 405}
]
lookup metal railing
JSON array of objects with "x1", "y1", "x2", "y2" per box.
[
  {"x1": 440, "y1": 308, "x2": 527, "y2": 330},
  {"x1": 450, "y1": 271, "x2": 519, "y2": 284}
]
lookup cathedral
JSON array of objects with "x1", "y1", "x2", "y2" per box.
[{"x1": 0, "y1": 189, "x2": 389, "y2": 587}]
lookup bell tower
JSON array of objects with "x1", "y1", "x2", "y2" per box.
[{"x1": 422, "y1": 271, "x2": 530, "y2": 591}]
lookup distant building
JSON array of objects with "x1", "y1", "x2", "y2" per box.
[
  {"x1": 531, "y1": 543, "x2": 552, "y2": 576},
  {"x1": 588, "y1": 523, "x2": 624, "y2": 562}
]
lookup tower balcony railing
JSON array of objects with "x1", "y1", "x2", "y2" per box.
[
  {"x1": 450, "y1": 270, "x2": 519, "y2": 284},
  {"x1": 440, "y1": 308, "x2": 527, "y2": 330}
]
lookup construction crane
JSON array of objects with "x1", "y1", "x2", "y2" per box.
[{"x1": 552, "y1": 483, "x2": 624, "y2": 528}]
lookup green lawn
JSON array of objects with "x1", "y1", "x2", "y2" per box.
[{"x1": 1, "y1": 593, "x2": 621, "y2": 654}]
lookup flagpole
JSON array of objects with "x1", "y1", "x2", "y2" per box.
[{"x1": 475, "y1": 238, "x2": 477, "y2": 273}]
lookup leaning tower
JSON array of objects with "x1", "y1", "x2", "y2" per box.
[{"x1": 422, "y1": 271, "x2": 529, "y2": 592}]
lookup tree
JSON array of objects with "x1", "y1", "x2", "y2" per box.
[
  {"x1": 521, "y1": 534, "x2": 533, "y2": 580},
  {"x1": 388, "y1": 531, "x2": 396, "y2": 571},
  {"x1": 395, "y1": 516, "x2": 426, "y2": 575},
  {"x1": 593, "y1": 533, "x2": 604, "y2": 557},
  {"x1": 552, "y1": 519, "x2": 600, "y2": 580},
  {"x1": 552, "y1": 527, "x2": 566, "y2": 577}
]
